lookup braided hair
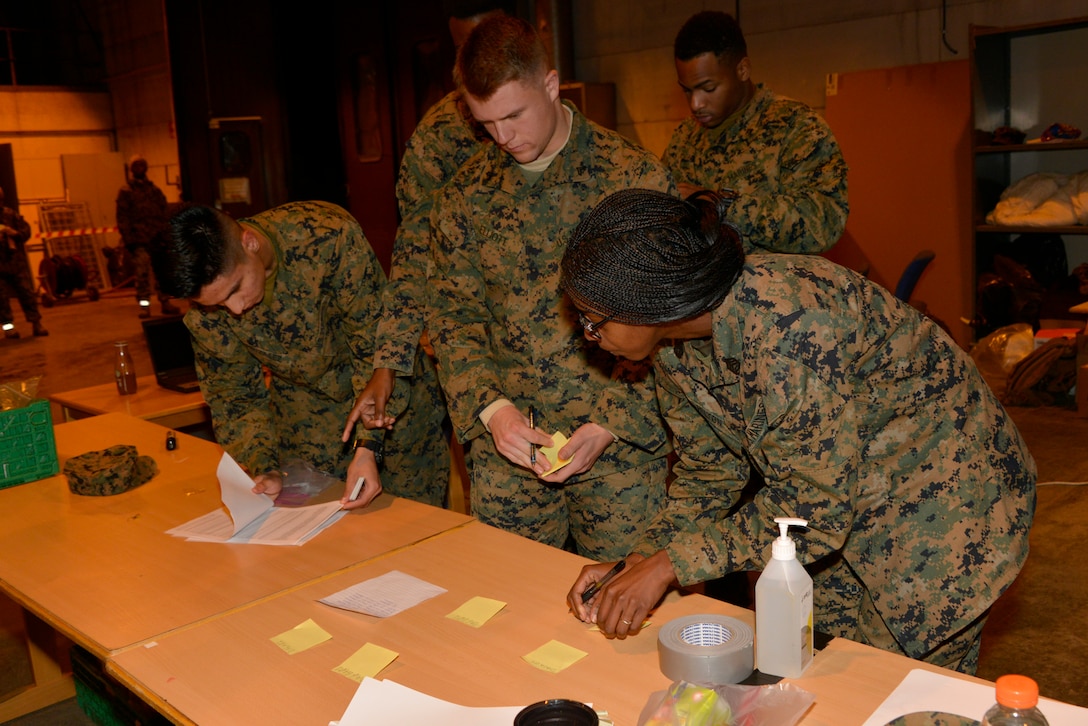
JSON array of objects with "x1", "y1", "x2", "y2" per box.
[{"x1": 561, "y1": 189, "x2": 745, "y2": 326}]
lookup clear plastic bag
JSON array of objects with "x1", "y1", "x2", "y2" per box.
[
  {"x1": 272, "y1": 458, "x2": 343, "y2": 507},
  {"x1": 969, "y1": 323, "x2": 1035, "y2": 395},
  {"x1": 0, "y1": 376, "x2": 41, "y2": 411},
  {"x1": 637, "y1": 680, "x2": 815, "y2": 726}
]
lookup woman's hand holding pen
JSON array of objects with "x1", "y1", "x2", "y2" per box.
[
  {"x1": 488, "y1": 405, "x2": 554, "y2": 473},
  {"x1": 567, "y1": 551, "x2": 678, "y2": 639}
]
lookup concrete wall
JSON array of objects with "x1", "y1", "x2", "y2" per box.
[
  {"x1": 0, "y1": 0, "x2": 179, "y2": 279},
  {"x1": 0, "y1": 3, "x2": 178, "y2": 200},
  {"x1": 570, "y1": 0, "x2": 1088, "y2": 156},
  {"x1": 96, "y1": 0, "x2": 180, "y2": 203},
  {"x1": 0, "y1": 87, "x2": 115, "y2": 247}
]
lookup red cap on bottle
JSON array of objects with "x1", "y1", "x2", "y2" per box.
[{"x1": 995, "y1": 674, "x2": 1039, "y2": 709}]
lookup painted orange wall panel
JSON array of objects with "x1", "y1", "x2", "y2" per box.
[{"x1": 824, "y1": 60, "x2": 974, "y2": 348}]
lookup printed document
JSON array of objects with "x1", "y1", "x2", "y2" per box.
[
  {"x1": 166, "y1": 453, "x2": 347, "y2": 545},
  {"x1": 320, "y1": 570, "x2": 447, "y2": 617}
]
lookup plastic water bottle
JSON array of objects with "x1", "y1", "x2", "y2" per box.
[
  {"x1": 981, "y1": 675, "x2": 1050, "y2": 725},
  {"x1": 114, "y1": 341, "x2": 138, "y2": 395}
]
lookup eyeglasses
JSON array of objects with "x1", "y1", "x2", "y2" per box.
[{"x1": 578, "y1": 312, "x2": 613, "y2": 340}]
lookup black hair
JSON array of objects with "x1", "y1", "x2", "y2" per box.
[
  {"x1": 561, "y1": 189, "x2": 745, "y2": 326},
  {"x1": 674, "y1": 10, "x2": 747, "y2": 63},
  {"x1": 152, "y1": 204, "x2": 240, "y2": 299}
]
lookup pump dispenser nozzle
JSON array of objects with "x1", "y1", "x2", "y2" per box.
[
  {"x1": 772, "y1": 517, "x2": 808, "y2": 560},
  {"x1": 758, "y1": 516, "x2": 814, "y2": 677}
]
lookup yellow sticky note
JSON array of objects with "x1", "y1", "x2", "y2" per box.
[
  {"x1": 522, "y1": 639, "x2": 588, "y2": 673},
  {"x1": 538, "y1": 431, "x2": 573, "y2": 475},
  {"x1": 270, "y1": 618, "x2": 332, "y2": 654},
  {"x1": 333, "y1": 643, "x2": 398, "y2": 682},
  {"x1": 446, "y1": 596, "x2": 506, "y2": 628}
]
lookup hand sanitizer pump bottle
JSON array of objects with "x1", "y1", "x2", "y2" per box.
[{"x1": 755, "y1": 517, "x2": 814, "y2": 678}]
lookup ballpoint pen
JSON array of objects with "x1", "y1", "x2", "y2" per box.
[
  {"x1": 581, "y1": 559, "x2": 626, "y2": 603},
  {"x1": 528, "y1": 405, "x2": 536, "y2": 465}
]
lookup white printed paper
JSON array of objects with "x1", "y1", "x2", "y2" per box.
[
  {"x1": 165, "y1": 453, "x2": 347, "y2": 545},
  {"x1": 217, "y1": 452, "x2": 275, "y2": 534},
  {"x1": 319, "y1": 570, "x2": 447, "y2": 617},
  {"x1": 333, "y1": 677, "x2": 523, "y2": 726},
  {"x1": 862, "y1": 669, "x2": 1088, "y2": 726}
]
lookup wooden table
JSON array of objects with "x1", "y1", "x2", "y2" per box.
[
  {"x1": 104, "y1": 520, "x2": 988, "y2": 726},
  {"x1": 49, "y1": 375, "x2": 211, "y2": 430},
  {"x1": 791, "y1": 637, "x2": 988, "y2": 725},
  {"x1": 0, "y1": 414, "x2": 471, "y2": 719}
]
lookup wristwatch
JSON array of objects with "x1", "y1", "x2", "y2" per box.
[{"x1": 353, "y1": 438, "x2": 384, "y2": 465}]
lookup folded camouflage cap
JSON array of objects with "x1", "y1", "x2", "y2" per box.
[{"x1": 63, "y1": 444, "x2": 158, "y2": 496}]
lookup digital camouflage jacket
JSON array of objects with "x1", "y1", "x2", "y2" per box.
[
  {"x1": 634, "y1": 254, "x2": 1036, "y2": 659},
  {"x1": 116, "y1": 178, "x2": 168, "y2": 250},
  {"x1": 374, "y1": 90, "x2": 489, "y2": 374},
  {"x1": 662, "y1": 84, "x2": 848, "y2": 254},
  {"x1": 429, "y1": 105, "x2": 675, "y2": 478},
  {"x1": 185, "y1": 201, "x2": 446, "y2": 496}
]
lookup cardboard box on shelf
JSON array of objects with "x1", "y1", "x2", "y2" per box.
[{"x1": 1033, "y1": 327, "x2": 1082, "y2": 349}]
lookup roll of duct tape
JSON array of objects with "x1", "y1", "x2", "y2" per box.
[{"x1": 657, "y1": 614, "x2": 754, "y2": 685}]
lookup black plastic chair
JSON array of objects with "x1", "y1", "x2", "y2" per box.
[{"x1": 894, "y1": 250, "x2": 936, "y2": 302}]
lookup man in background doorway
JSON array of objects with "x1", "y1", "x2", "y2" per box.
[
  {"x1": 344, "y1": 0, "x2": 510, "y2": 435},
  {"x1": 663, "y1": 10, "x2": 848, "y2": 254},
  {"x1": 0, "y1": 186, "x2": 47, "y2": 339},
  {"x1": 116, "y1": 155, "x2": 180, "y2": 318}
]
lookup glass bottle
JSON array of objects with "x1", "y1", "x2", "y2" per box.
[
  {"x1": 981, "y1": 675, "x2": 1050, "y2": 726},
  {"x1": 114, "y1": 341, "x2": 138, "y2": 395}
]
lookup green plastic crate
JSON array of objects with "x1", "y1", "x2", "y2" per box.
[
  {"x1": 71, "y1": 645, "x2": 171, "y2": 726},
  {"x1": 0, "y1": 398, "x2": 59, "y2": 489}
]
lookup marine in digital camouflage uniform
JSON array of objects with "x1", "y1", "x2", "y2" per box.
[
  {"x1": 178, "y1": 201, "x2": 448, "y2": 505},
  {"x1": 346, "y1": 92, "x2": 482, "y2": 505},
  {"x1": 662, "y1": 11, "x2": 847, "y2": 254},
  {"x1": 346, "y1": 4, "x2": 509, "y2": 478},
  {"x1": 561, "y1": 190, "x2": 1034, "y2": 674},
  {"x1": 116, "y1": 156, "x2": 179, "y2": 316},
  {"x1": 372, "y1": 91, "x2": 487, "y2": 376},
  {"x1": 428, "y1": 17, "x2": 675, "y2": 561},
  {"x1": 0, "y1": 188, "x2": 47, "y2": 337},
  {"x1": 374, "y1": 0, "x2": 505, "y2": 375},
  {"x1": 640, "y1": 255, "x2": 1034, "y2": 672}
]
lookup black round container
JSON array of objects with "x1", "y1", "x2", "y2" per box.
[{"x1": 513, "y1": 699, "x2": 599, "y2": 725}]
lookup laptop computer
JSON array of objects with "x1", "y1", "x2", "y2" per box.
[{"x1": 141, "y1": 315, "x2": 201, "y2": 394}]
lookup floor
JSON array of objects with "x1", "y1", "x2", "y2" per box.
[{"x1": 1, "y1": 290, "x2": 1087, "y2": 723}]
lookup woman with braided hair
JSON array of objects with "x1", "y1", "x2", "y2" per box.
[{"x1": 562, "y1": 188, "x2": 1035, "y2": 674}]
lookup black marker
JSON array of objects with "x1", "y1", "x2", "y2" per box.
[
  {"x1": 581, "y1": 559, "x2": 626, "y2": 603},
  {"x1": 528, "y1": 405, "x2": 536, "y2": 465}
]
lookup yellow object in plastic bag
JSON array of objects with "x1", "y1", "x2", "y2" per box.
[
  {"x1": 643, "y1": 682, "x2": 727, "y2": 726},
  {"x1": 969, "y1": 323, "x2": 1035, "y2": 396}
]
